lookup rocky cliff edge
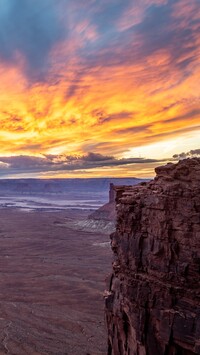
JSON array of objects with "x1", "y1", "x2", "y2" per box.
[{"x1": 105, "y1": 158, "x2": 200, "y2": 355}]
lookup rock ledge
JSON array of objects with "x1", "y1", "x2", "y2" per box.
[{"x1": 105, "y1": 158, "x2": 200, "y2": 354}]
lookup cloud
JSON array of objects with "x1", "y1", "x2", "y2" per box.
[
  {"x1": 2, "y1": 148, "x2": 200, "y2": 177},
  {"x1": 79, "y1": 0, "x2": 199, "y2": 90},
  {"x1": 173, "y1": 149, "x2": 200, "y2": 160},
  {"x1": 163, "y1": 109, "x2": 200, "y2": 124},
  {"x1": 115, "y1": 124, "x2": 152, "y2": 135},
  {"x1": 91, "y1": 110, "x2": 134, "y2": 125},
  {"x1": 82, "y1": 152, "x2": 113, "y2": 162},
  {"x1": 0, "y1": 0, "x2": 67, "y2": 80},
  {"x1": 0, "y1": 0, "x2": 199, "y2": 176},
  {"x1": 0, "y1": 153, "x2": 161, "y2": 176}
]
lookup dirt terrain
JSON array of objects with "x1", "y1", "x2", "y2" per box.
[{"x1": 0, "y1": 208, "x2": 112, "y2": 354}]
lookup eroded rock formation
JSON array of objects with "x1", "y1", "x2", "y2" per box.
[
  {"x1": 89, "y1": 184, "x2": 117, "y2": 222},
  {"x1": 105, "y1": 158, "x2": 200, "y2": 354}
]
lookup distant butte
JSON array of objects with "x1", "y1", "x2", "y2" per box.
[{"x1": 105, "y1": 158, "x2": 200, "y2": 354}]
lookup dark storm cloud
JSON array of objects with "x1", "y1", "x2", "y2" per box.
[
  {"x1": 0, "y1": 0, "x2": 67, "y2": 80},
  {"x1": 0, "y1": 153, "x2": 160, "y2": 176}
]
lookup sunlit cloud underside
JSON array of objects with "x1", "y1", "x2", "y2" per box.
[{"x1": 0, "y1": 0, "x2": 199, "y2": 177}]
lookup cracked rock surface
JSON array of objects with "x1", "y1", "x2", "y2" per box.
[{"x1": 105, "y1": 158, "x2": 200, "y2": 355}]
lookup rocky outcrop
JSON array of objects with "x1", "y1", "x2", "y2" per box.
[
  {"x1": 87, "y1": 184, "x2": 136, "y2": 233},
  {"x1": 88, "y1": 201, "x2": 116, "y2": 222},
  {"x1": 89, "y1": 184, "x2": 117, "y2": 222},
  {"x1": 105, "y1": 158, "x2": 200, "y2": 354},
  {"x1": 109, "y1": 183, "x2": 116, "y2": 203}
]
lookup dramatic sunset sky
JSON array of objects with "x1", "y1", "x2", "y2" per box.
[{"x1": 0, "y1": 0, "x2": 199, "y2": 178}]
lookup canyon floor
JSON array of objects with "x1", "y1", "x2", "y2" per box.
[{"x1": 0, "y1": 208, "x2": 112, "y2": 354}]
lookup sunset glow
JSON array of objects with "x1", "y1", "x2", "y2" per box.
[{"x1": 0, "y1": 0, "x2": 199, "y2": 177}]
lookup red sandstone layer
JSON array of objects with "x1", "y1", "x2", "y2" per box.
[{"x1": 105, "y1": 158, "x2": 200, "y2": 355}]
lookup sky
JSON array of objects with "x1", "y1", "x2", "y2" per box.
[{"x1": 0, "y1": 0, "x2": 199, "y2": 178}]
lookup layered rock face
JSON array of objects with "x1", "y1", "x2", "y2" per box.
[
  {"x1": 89, "y1": 184, "x2": 117, "y2": 222},
  {"x1": 105, "y1": 158, "x2": 200, "y2": 355}
]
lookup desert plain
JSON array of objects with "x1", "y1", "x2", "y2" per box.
[{"x1": 0, "y1": 208, "x2": 112, "y2": 354}]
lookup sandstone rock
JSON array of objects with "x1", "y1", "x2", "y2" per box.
[
  {"x1": 105, "y1": 158, "x2": 200, "y2": 354},
  {"x1": 89, "y1": 183, "x2": 118, "y2": 222},
  {"x1": 86, "y1": 184, "x2": 117, "y2": 233}
]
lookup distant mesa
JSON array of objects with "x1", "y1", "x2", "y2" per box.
[
  {"x1": 0, "y1": 177, "x2": 148, "y2": 213},
  {"x1": 0, "y1": 178, "x2": 148, "y2": 196}
]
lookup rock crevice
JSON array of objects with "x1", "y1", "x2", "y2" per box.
[{"x1": 105, "y1": 158, "x2": 200, "y2": 355}]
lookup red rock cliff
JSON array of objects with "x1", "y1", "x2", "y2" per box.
[{"x1": 105, "y1": 158, "x2": 200, "y2": 355}]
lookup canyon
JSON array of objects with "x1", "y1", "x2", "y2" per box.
[
  {"x1": 0, "y1": 208, "x2": 111, "y2": 354},
  {"x1": 105, "y1": 158, "x2": 200, "y2": 354},
  {"x1": 0, "y1": 176, "x2": 147, "y2": 354}
]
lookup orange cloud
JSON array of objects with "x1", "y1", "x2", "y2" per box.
[{"x1": 0, "y1": 0, "x2": 199, "y2": 177}]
